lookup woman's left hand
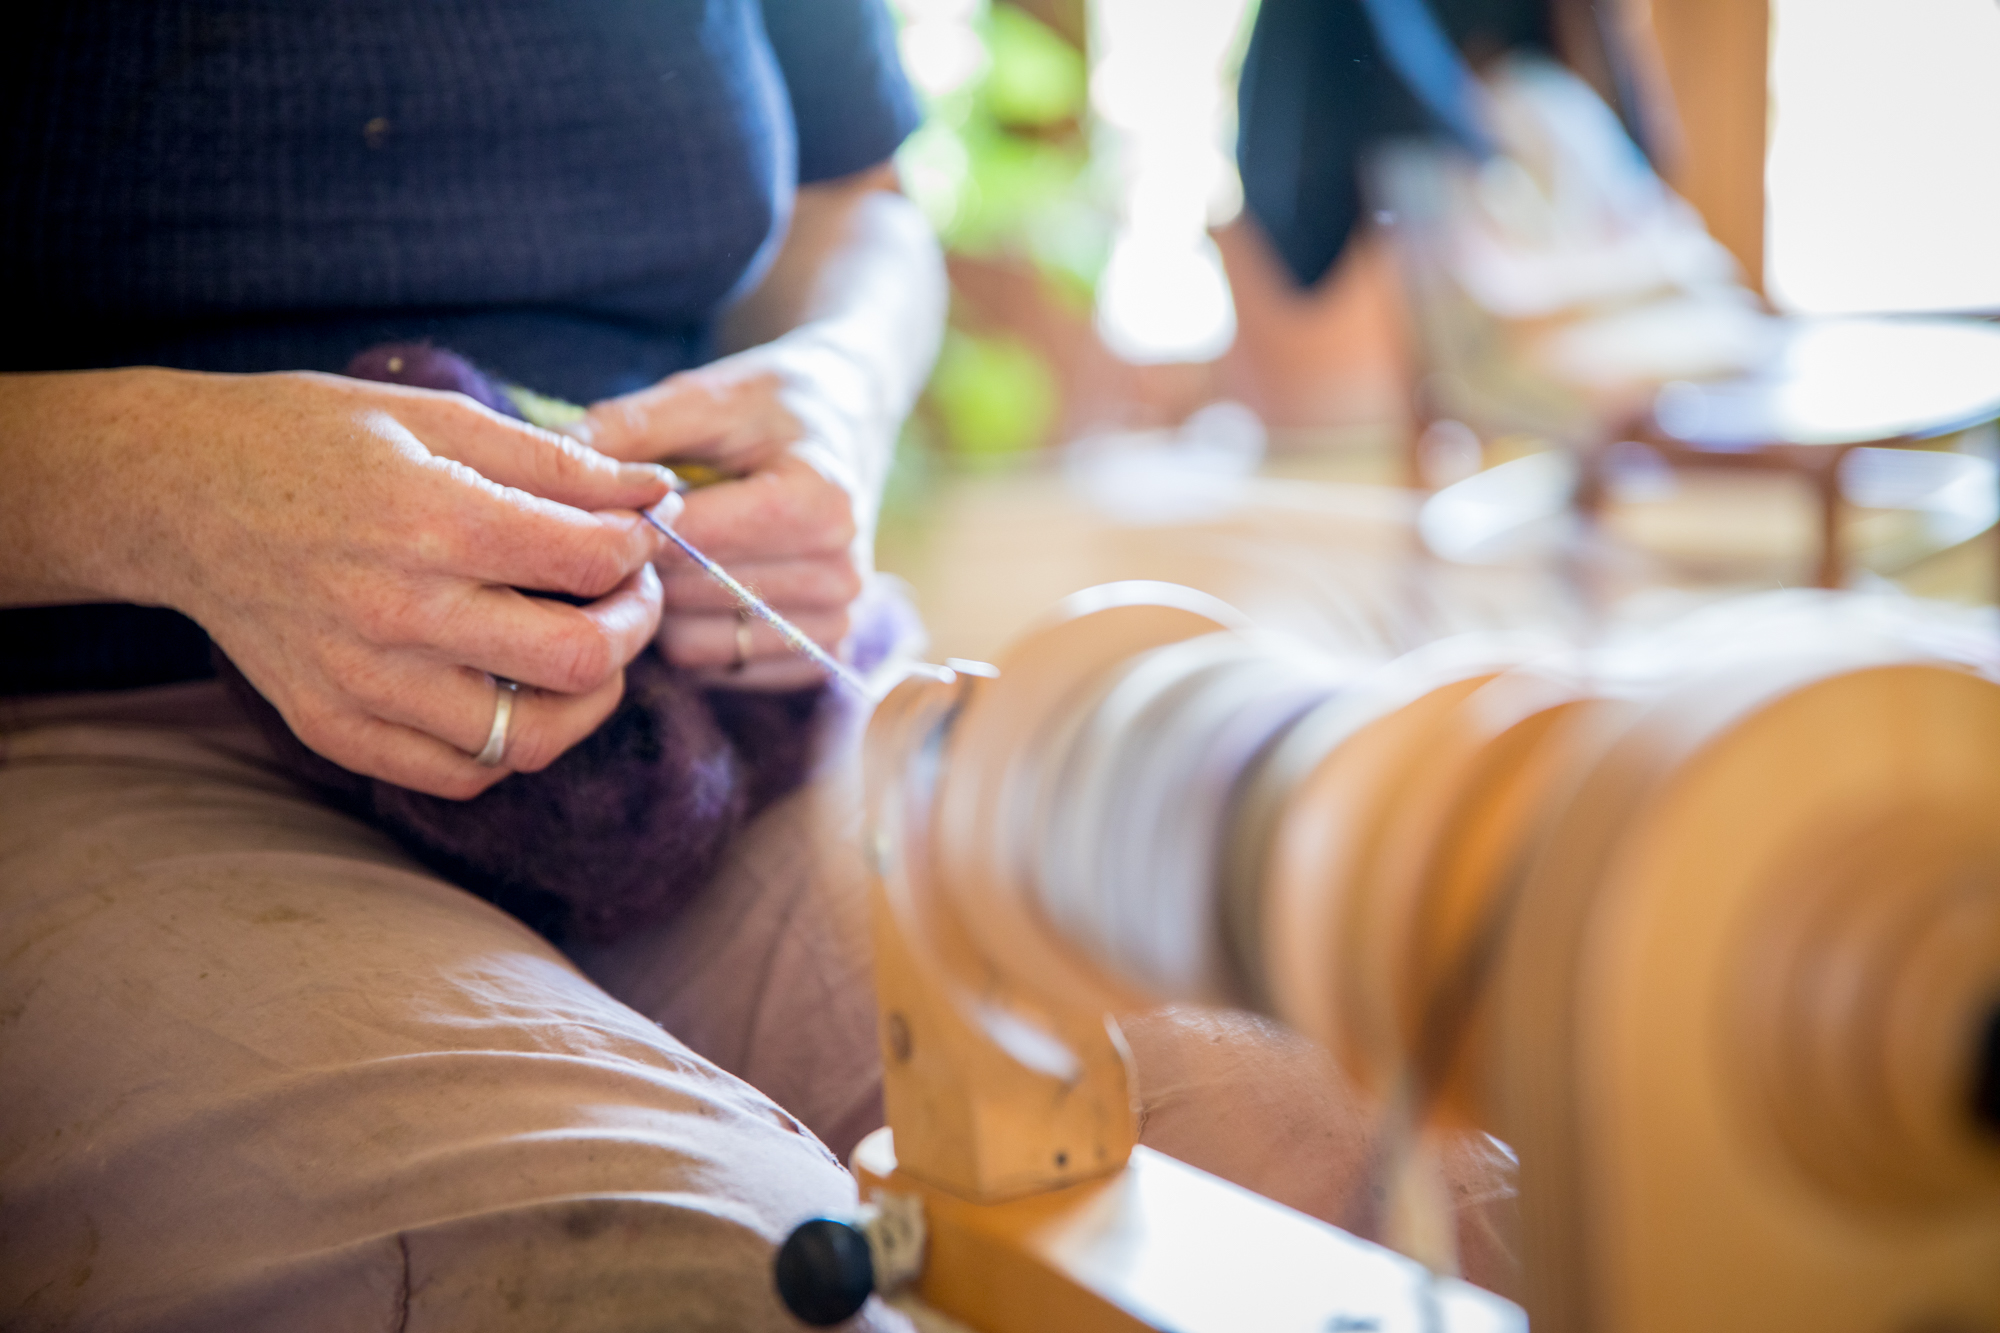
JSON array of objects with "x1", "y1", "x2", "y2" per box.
[{"x1": 576, "y1": 347, "x2": 866, "y2": 690}]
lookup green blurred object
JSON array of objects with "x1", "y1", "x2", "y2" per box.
[
  {"x1": 950, "y1": 121, "x2": 1089, "y2": 261},
  {"x1": 893, "y1": 0, "x2": 1102, "y2": 467},
  {"x1": 501, "y1": 383, "x2": 590, "y2": 432},
  {"x1": 982, "y1": 3, "x2": 1087, "y2": 128},
  {"x1": 903, "y1": 2, "x2": 1100, "y2": 270},
  {"x1": 927, "y1": 328, "x2": 1059, "y2": 469}
]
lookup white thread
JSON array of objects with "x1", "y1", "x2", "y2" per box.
[{"x1": 1029, "y1": 632, "x2": 1354, "y2": 1003}]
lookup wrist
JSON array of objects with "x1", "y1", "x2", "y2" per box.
[
  {"x1": 752, "y1": 335, "x2": 884, "y2": 575},
  {"x1": 0, "y1": 366, "x2": 193, "y2": 609},
  {"x1": 762, "y1": 328, "x2": 895, "y2": 512}
]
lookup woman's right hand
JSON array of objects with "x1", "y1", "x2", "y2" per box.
[{"x1": 0, "y1": 367, "x2": 677, "y2": 799}]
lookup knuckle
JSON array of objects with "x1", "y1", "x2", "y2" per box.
[
  {"x1": 761, "y1": 477, "x2": 813, "y2": 533},
  {"x1": 576, "y1": 400, "x2": 641, "y2": 458},
  {"x1": 503, "y1": 729, "x2": 561, "y2": 775},
  {"x1": 802, "y1": 483, "x2": 857, "y2": 547},
  {"x1": 825, "y1": 561, "x2": 865, "y2": 606},
  {"x1": 435, "y1": 391, "x2": 488, "y2": 424},
  {"x1": 309, "y1": 641, "x2": 378, "y2": 704},
  {"x1": 365, "y1": 595, "x2": 430, "y2": 647},
  {"x1": 540, "y1": 432, "x2": 596, "y2": 477},
  {"x1": 285, "y1": 699, "x2": 348, "y2": 759},
  {"x1": 558, "y1": 538, "x2": 628, "y2": 598},
  {"x1": 547, "y1": 621, "x2": 618, "y2": 693},
  {"x1": 328, "y1": 580, "x2": 402, "y2": 645}
]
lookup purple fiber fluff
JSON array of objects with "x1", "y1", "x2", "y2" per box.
[
  {"x1": 366, "y1": 652, "x2": 821, "y2": 941},
  {"x1": 345, "y1": 342, "x2": 523, "y2": 419},
  {"x1": 844, "y1": 574, "x2": 927, "y2": 677},
  {"x1": 219, "y1": 648, "x2": 824, "y2": 943}
]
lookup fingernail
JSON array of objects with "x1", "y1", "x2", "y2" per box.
[
  {"x1": 645, "y1": 492, "x2": 685, "y2": 526},
  {"x1": 638, "y1": 560, "x2": 662, "y2": 600}
]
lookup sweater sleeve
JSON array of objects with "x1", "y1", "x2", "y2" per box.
[{"x1": 760, "y1": 0, "x2": 922, "y2": 184}]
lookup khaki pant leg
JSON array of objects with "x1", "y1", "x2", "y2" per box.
[
  {"x1": 1120, "y1": 1007, "x2": 1522, "y2": 1298},
  {"x1": 0, "y1": 684, "x2": 907, "y2": 1333},
  {"x1": 566, "y1": 767, "x2": 884, "y2": 1164}
]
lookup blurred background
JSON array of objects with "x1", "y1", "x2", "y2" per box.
[{"x1": 871, "y1": 0, "x2": 2000, "y2": 663}]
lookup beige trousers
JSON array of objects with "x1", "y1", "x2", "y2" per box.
[{"x1": 0, "y1": 682, "x2": 1515, "y2": 1332}]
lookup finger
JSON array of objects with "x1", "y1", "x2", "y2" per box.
[
  {"x1": 655, "y1": 607, "x2": 851, "y2": 673},
  {"x1": 662, "y1": 456, "x2": 856, "y2": 565},
  {"x1": 395, "y1": 392, "x2": 677, "y2": 512},
  {"x1": 658, "y1": 556, "x2": 862, "y2": 614},
  {"x1": 353, "y1": 660, "x2": 631, "y2": 778},
  {"x1": 447, "y1": 489, "x2": 668, "y2": 599},
  {"x1": 342, "y1": 407, "x2": 667, "y2": 599},
  {"x1": 425, "y1": 564, "x2": 664, "y2": 696},
  {"x1": 578, "y1": 367, "x2": 801, "y2": 466},
  {"x1": 283, "y1": 693, "x2": 513, "y2": 801}
]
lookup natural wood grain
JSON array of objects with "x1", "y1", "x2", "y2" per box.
[{"x1": 1642, "y1": 0, "x2": 1771, "y2": 290}]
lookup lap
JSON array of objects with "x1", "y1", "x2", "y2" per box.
[
  {"x1": 0, "y1": 681, "x2": 1517, "y2": 1326},
  {"x1": 0, "y1": 684, "x2": 899, "y2": 1332},
  {"x1": 565, "y1": 715, "x2": 883, "y2": 1164}
]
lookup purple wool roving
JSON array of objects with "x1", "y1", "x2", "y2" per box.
[
  {"x1": 345, "y1": 342, "x2": 522, "y2": 418},
  {"x1": 215, "y1": 343, "x2": 883, "y2": 943}
]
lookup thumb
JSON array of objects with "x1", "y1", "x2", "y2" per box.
[{"x1": 577, "y1": 373, "x2": 735, "y2": 463}]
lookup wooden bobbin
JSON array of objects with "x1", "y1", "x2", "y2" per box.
[
  {"x1": 860, "y1": 580, "x2": 2000, "y2": 1333},
  {"x1": 932, "y1": 581, "x2": 1249, "y2": 1019},
  {"x1": 1254, "y1": 643, "x2": 1590, "y2": 1124},
  {"x1": 1497, "y1": 656, "x2": 2000, "y2": 1333},
  {"x1": 866, "y1": 583, "x2": 1244, "y2": 1204},
  {"x1": 853, "y1": 585, "x2": 1526, "y2": 1333}
]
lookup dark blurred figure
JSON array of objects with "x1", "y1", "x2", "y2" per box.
[{"x1": 1238, "y1": 0, "x2": 1659, "y2": 288}]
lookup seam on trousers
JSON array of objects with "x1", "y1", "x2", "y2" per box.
[{"x1": 393, "y1": 1233, "x2": 412, "y2": 1333}]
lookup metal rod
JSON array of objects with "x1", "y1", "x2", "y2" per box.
[{"x1": 640, "y1": 506, "x2": 870, "y2": 696}]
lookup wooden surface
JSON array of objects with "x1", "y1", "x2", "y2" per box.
[
  {"x1": 932, "y1": 588, "x2": 1246, "y2": 1016},
  {"x1": 866, "y1": 667, "x2": 1139, "y2": 1203},
  {"x1": 866, "y1": 587, "x2": 1255, "y2": 1204},
  {"x1": 1643, "y1": 0, "x2": 1770, "y2": 290},
  {"x1": 1644, "y1": 318, "x2": 2000, "y2": 450},
  {"x1": 1633, "y1": 316, "x2": 2000, "y2": 586},
  {"x1": 864, "y1": 585, "x2": 2000, "y2": 1331},
  {"x1": 1499, "y1": 658, "x2": 2000, "y2": 1333},
  {"x1": 854, "y1": 1130, "x2": 1524, "y2": 1333}
]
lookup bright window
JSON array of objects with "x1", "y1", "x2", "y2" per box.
[{"x1": 1765, "y1": 0, "x2": 2000, "y2": 314}]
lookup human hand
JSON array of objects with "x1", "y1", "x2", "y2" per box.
[
  {"x1": 577, "y1": 347, "x2": 867, "y2": 691},
  {"x1": 85, "y1": 369, "x2": 677, "y2": 797}
]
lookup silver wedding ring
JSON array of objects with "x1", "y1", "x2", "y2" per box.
[
  {"x1": 729, "y1": 613, "x2": 753, "y2": 674},
  {"x1": 474, "y1": 678, "x2": 519, "y2": 767}
]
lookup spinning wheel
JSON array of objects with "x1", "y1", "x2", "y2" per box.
[{"x1": 779, "y1": 584, "x2": 2000, "y2": 1332}]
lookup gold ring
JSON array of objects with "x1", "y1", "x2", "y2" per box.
[
  {"x1": 474, "y1": 678, "x2": 519, "y2": 766},
  {"x1": 729, "y1": 613, "x2": 753, "y2": 674}
]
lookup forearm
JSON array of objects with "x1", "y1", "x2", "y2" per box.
[{"x1": 0, "y1": 368, "x2": 180, "y2": 610}]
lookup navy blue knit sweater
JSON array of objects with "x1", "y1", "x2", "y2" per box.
[{"x1": 0, "y1": 0, "x2": 918, "y2": 693}]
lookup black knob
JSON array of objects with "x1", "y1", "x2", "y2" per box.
[{"x1": 775, "y1": 1217, "x2": 876, "y2": 1326}]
